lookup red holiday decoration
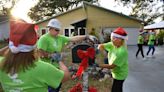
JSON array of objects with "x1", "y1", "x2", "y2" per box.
[
  {"x1": 10, "y1": 19, "x2": 37, "y2": 47},
  {"x1": 69, "y1": 83, "x2": 97, "y2": 92},
  {"x1": 70, "y1": 47, "x2": 97, "y2": 92},
  {"x1": 113, "y1": 27, "x2": 127, "y2": 36},
  {"x1": 74, "y1": 47, "x2": 95, "y2": 79},
  {"x1": 69, "y1": 83, "x2": 82, "y2": 92},
  {"x1": 34, "y1": 25, "x2": 39, "y2": 31}
]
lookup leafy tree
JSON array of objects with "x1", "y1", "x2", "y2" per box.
[
  {"x1": 115, "y1": 0, "x2": 164, "y2": 25},
  {"x1": 0, "y1": 0, "x2": 18, "y2": 17},
  {"x1": 28, "y1": 0, "x2": 99, "y2": 21}
]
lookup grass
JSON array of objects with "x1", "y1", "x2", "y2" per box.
[
  {"x1": 61, "y1": 77, "x2": 112, "y2": 92},
  {"x1": 0, "y1": 43, "x2": 113, "y2": 92}
]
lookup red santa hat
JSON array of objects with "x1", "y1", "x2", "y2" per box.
[
  {"x1": 9, "y1": 19, "x2": 38, "y2": 53},
  {"x1": 111, "y1": 27, "x2": 128, "y2": 40}
]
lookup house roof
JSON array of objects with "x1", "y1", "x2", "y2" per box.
[
  {"x1": 71, "y1": 18, "x2": 87, "y2": 27},
  {"x1": 84, "y1": 2, "x2": 142, "y2": 22},
  {"x1": 35, "y1": 6, "x2": 83, "y2": 24},
  {"x1": 35, "y1": 1, "x2": 142, "y2": 24},
  {"x1": 144, "y1": 21, "x2": 164, "y2": 30}
]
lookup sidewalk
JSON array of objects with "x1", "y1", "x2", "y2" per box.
[{"x1": 124, "y1": 45, "x2": 164, "y2": 92}]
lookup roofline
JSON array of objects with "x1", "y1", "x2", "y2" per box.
[
  {"x1": 35, "y1": 1, "x2": 143, "y2": 24},
  {"x1": 35, "y1": 6, "x2": 83, "y2": 24},
  {"x1": 83, "y1": 1, "x2": 143, "y2": 23},
  {"x1": 144, "y1": 27, "x2": 164, "y2": 30}
]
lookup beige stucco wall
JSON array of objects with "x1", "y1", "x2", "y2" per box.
[
  {"x1": 85, "y1": 5, "x2": 142, "y2": 33},
  {"x1": 37, "y1": 4, "x2": 143, "y2": 39},
  {"x1": 37, "y1": 7, "x2": 87, "y2": 35}
]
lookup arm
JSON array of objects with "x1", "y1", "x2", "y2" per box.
[
  {"x1": 38, "y1": 49, "x2": 61, "y2": 61},
  {"x1": 38, "y1": 49, "x2": 50, "y2": 58},
  {"x1": 69, "y1": 35, "x2": 86, "y2": 42},
  {"x1": 59, "y1": 62, "x2": 71, "y2": 82},
  {"x1": 98, "y1": 44, "x2": 105, "y2": 51},
  {"x1": 99, "y1": 63, "x2": 116, "y2": 69}
]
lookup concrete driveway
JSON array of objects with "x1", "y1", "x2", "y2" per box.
[{"x1": 124, "y1": 45, "x2": 164, "y2": 92}]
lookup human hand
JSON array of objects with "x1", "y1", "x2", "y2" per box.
[
  {"x1": 50, "y1": 53, "x2": 62, "y2": 63},
  {"x1": 94, "y1": 44, "x2": 100, "y2": 54}
]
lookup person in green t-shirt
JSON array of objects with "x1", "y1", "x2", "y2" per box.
[
  {"x1": 146, "y1": 30, "x2": 156, "y2": 57},
  {"x1": 37, "y1": 19, "x2": 90, "y2": 92},
  {"x1": 0, "y1": 19, "x2": 70, "y2": 92},
  {"x1": 136, "y1": 31, "x2": 145, "y2": 58},
  {"x1": 98, "y1": 27, "x2": 128, "y2": 92}
]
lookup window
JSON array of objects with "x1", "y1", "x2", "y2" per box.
[
  {"x1": 64, "y1": 28, "x2": 86, "y2": 36},
  {"x1": 70, "y1": 29, "x2": 75, "y2": 36},
  {"x1": 64, "y1": 29, "x2": 69, "y2": 37},
  {"x1": 78, "y1": 28, "x2": 86, "y2": 35},
  {"x1": 41, "y1": 29, "x2": 46, "y2": 35}
]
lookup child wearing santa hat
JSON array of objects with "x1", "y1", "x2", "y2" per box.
[
  {"x1": 98, "y1": 27, "x2": 128, "y2": 92},
  {"x1": 0, "y1": 19, "x2": 70, "y2": 92}
]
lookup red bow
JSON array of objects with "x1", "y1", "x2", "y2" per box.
[
  {"x1": 69, "y1": 83, "x2": 97, "y2": 92},
  {"x1": 74, "y1": 47, "x2": 95, "y2": 79}
]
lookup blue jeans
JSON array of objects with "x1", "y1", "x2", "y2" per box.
[
  {"x1": 104, "y1": 58, "x2": 108, "y2": 64},
  {"x1": 147, "y1": 45, "x2": 155, "y2": 55}
]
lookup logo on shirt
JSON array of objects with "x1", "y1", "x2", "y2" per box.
[{"x1": 7, "y1": 73, "x2": 24, "y2": 91}]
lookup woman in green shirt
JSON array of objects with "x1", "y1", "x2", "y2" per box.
[
  {"x1": 146, "y1": 30, "x2": 156, "y2": 57},
  {"x1": 0, "y1": 19, "x2": 70, "y2": 92},
  {"x1": 136, "y1": 32, "x2": 145, "y2": 58},
  {"x1": 98, "y1": 27, "x2": 128, "y2": 92}
]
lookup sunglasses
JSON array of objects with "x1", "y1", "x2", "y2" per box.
[
  {"x1": 49, "y1": 27, "x2": 60, "y2": 32},
  {"x1": 54, "y1": 28, "x2": 60, "y2": 32}
]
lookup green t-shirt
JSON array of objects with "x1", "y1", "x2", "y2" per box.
[
  {"x1": 0, "y1": 56, "x2": 64, "y2": 92},
  {"x1": 37, "y1": 33, "x2": 70, "y2": 68},
  {"x1": 138, "y1": 35, "x2": 144, "y2": 44},
  {"x1": 148, "y1": 34, "x2": 156, "y2": 45},
  {"x1": 104, "y1": 42, "x2": 128, "y2": 80}
]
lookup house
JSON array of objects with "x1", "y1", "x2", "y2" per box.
[
  {"x1": 0, "y1": 15, "x2": 9, "y2": 41},
  {"x1": 36, "y1": 2, "x2": 143, "y2": 45},
  {"x1": 144, "y1": 21, "x2": 164, "y2": 30},
  {"x1": 144, "y1": 21, "x2": 164, "y2": 45}
]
